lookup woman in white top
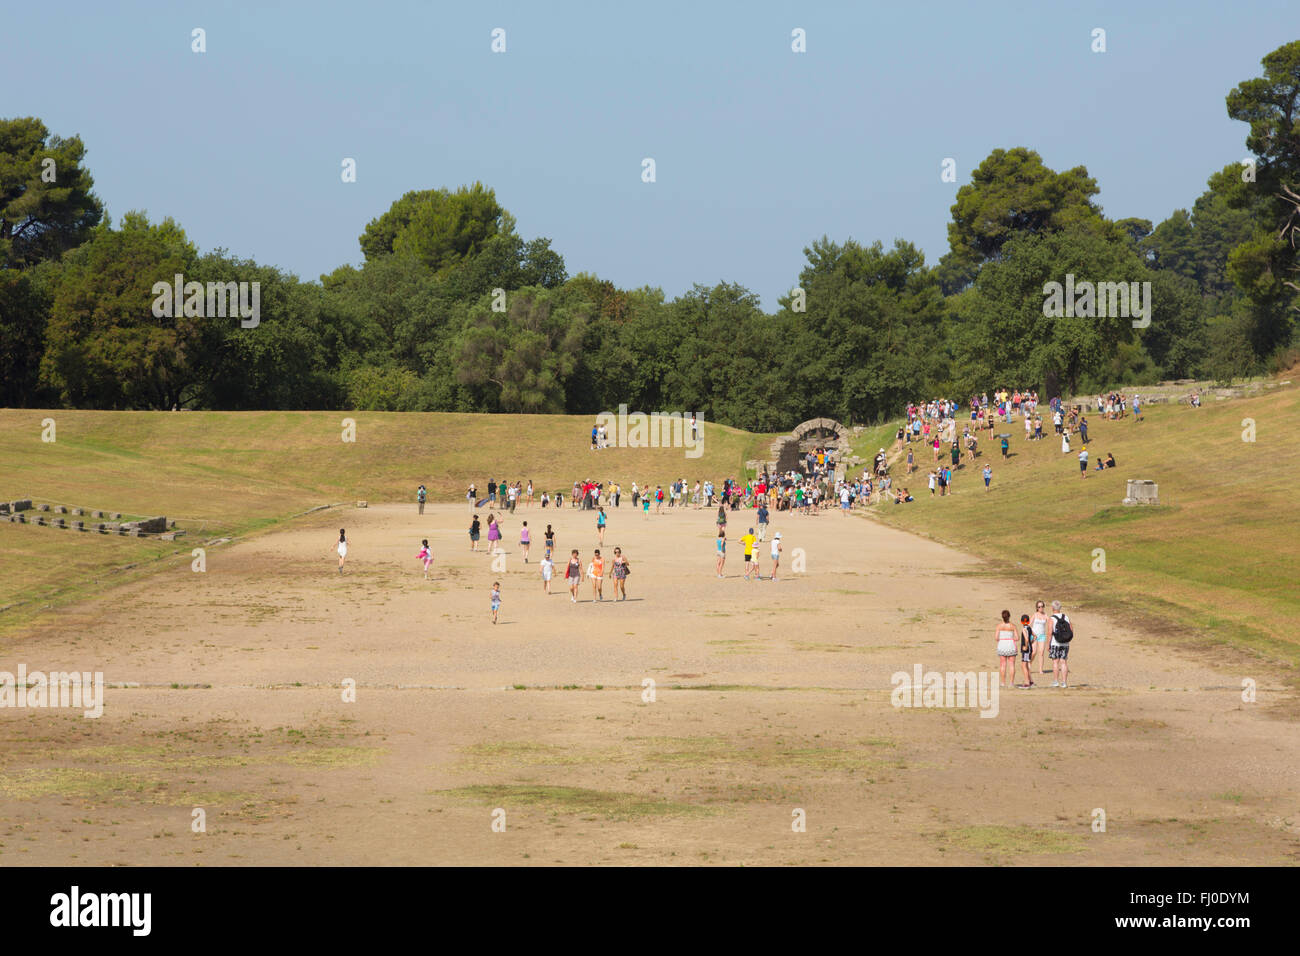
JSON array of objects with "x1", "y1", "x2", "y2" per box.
[
  {"x1": 1031, "y1": 601, "x2": 1051, "y2": 673},
  {"x1": 995, "y1": 609, "x2": 1018, "y2": 687},
  {"x1": 336, "y1": 529, "x2": 348, "y2": 574}
]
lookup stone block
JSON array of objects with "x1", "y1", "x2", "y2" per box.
[
  {"x1": 122, "y1": 516, "x2": 168, "y2": 534},
  {"x1": 1122, "y1": 479, "x2": 1159, "y2": 506}
]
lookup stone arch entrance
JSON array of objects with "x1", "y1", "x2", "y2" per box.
[
  {"x1": 791, "y1": 417, "x2": 847, "y2": 448},
  {"x1": 747, "y1": 417, "x2": 851, "y2": 477}
]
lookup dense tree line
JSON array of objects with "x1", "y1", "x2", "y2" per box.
[{"x1": 2, "y1": 42, "x2": 1298, "y2": 427}]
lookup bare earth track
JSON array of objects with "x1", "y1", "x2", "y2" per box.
[{"x1": 2, "y1": 503, "x2": 1297, "y2": 865}]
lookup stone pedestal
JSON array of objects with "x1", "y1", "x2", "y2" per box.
[{"x1": 1122, "y1": 480, "x2": 1159, "y2": 505}]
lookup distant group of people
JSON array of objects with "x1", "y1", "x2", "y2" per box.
[
  {"x1": 995, "y1": 599, "x2": 1075, "y2": 689},
  {"x1": 465, "y1": 479, "x2": 534, "y2": 512},
  {"x1": 374, "y1": 382, "x2": 1141, "y2": 656},
  {"x1": 466, "y1": 508, "x2": 633, "y2": 617}
]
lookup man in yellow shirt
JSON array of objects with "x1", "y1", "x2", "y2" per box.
[{"x1": 740, "y1": 528, "x2": 757, "y2": 580}]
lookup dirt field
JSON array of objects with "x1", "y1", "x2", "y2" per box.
[{"x1": 2, "y1": 502, "x2": 1297, "y2": 865}]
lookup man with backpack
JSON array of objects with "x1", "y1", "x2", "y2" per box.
[
  {"x1": 1048, "y1": 600, "x2": 1073, "y2": 688},
  {"x1": 416, "y1": 484, "x2": 427, "y2": 515}
]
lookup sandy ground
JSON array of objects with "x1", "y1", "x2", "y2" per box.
[{"x1": 1, "y1": 501, "x2": 1297, "y2": 866}]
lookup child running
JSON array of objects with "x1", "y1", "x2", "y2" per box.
[
  {"x1": 416, "y1": 539, "x2": 433, "y2": 579},
  {"x1": 490, "y1": 582, "x2": 501, "y2": 624}
]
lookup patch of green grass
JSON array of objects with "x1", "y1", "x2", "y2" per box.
[
  {"x1": 438, "y1": 784, "x2": 708, "y2": 820},
  {"x1": 0, "y1": 767, "x2": 255, "y2": 806},
  {"x1": 455, "y1": 741, "x2": 602, "y2": 768},
  {"x1": 941, "y1": 824, "x2": 1086, "y2": 857}
]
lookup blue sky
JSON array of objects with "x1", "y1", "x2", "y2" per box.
[{"x1": 5, "y1": 0, "x2": 1290, "y2": 308}]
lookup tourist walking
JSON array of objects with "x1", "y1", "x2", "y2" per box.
[
  {"x1": 566, "y1": 550, "x2": 583, "y2": 603},
  {"x1": 611, "y1": 547, "x2": 629, "y2": 600},
  {"x1": 540, "y1": 551, "x2": 554, "y2": 594},
  {"x1": 589, "y1": 549, "x2": 605, "y2": 602}
]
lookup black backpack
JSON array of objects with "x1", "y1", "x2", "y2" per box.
[{"x1": 1052, "y1": 614, "x2": 1074, "y2": 644}]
